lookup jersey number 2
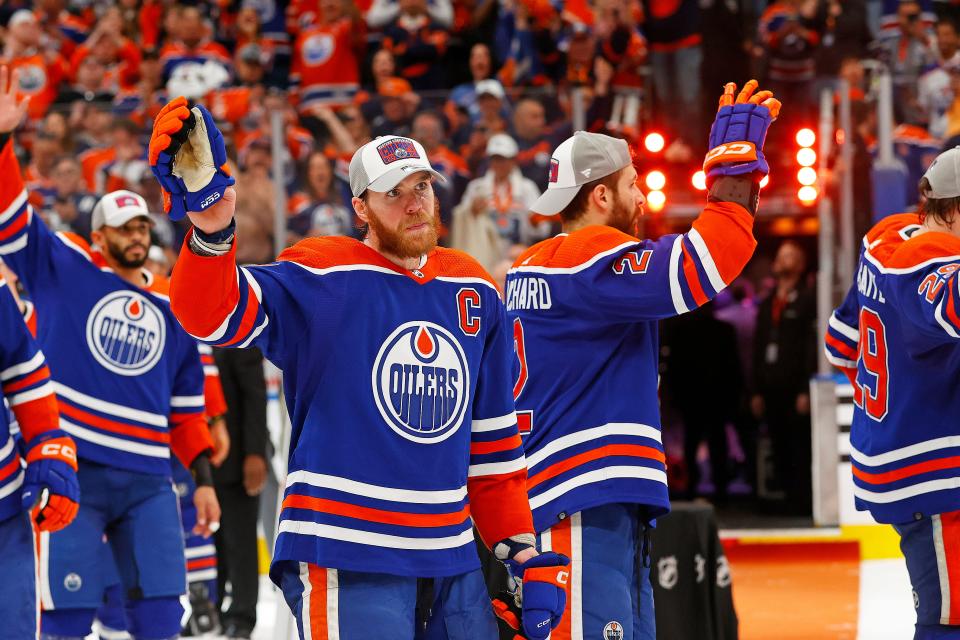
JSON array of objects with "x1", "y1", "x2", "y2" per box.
[{"x1": 858, "y1": 307, "x2": 889, "y2": 422}]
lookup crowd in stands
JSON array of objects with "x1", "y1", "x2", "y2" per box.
[{"x1": 5, "y1": 0, "x2": 960, "y2": 512}]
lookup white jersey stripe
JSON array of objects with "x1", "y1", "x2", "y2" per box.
[
  {"x1": 327, "y1": 568, "x2": 341, "y2": 639},
  {"x1": 824, "y1": 347, "x2": 857, "y2": 370},
  {"x1": 471, "y1": 412, "x2": 517, "y2": 432},
  {"x1": 184, "y1": 544, "x2": 217, "y2": 559},
  {"x1": 853, "y1": 476, "x2": 960, "y2": 503},
  {"x1": 852, "y1": 435, "x2": 960, "y2": 467},
  {"x1": 0, "y1": 469, "x2": 23, "y2": 499},
  {"x1": 686, "y1": 228, "x2": 726, "y2": 293},
  {"x1": 829, "y1": 314, "x2": 860, "y2": 342},
  {"x1": 299, "y1": 562, "x2": 314, "y2": 640},
  {"x1": 0, "y1": 231, "x2": 28, "y2": 255},
  {"x1": 8, "y1": 382, "x2": 55, "y2": 406},
  {"x1": 39, "y1": 531, "x2": 53, "y2": 610},
  {"x1": 528, "y1": 466, "x2": 668, "y2": 510},
  {"x1": 468, "y1": 456, "x2": 527, "y2": 478},
  {"x1": 53, "y1": 382, "x2": 167, "y2": 427},
  {"x1": 289, "y1": 261, "x2": 405, "y2": 278},
  {"x1": 0, "y1": 434, "x2": 16, "y2": 461},
  {"x1": 279, "y1": 520, "x2": 475, "y2": 550},
  {"x1": 0, "y1": 351, "x2": 44, "y2": 381},
  {"x1": 186, "y1": 568, "x2": 217, "y2": 583},
  {"x1": 571, "y1": 512, "x2": 584, "y2": 639},
  {"x1": 170, "y1": 395, "x2": 205, "y2": 408},
  {"x1": 0, "y1": 189, "x2": 27, "y2": 225},
  {"x1": 526, "y1": 422, "x2": 662, "y2": 470},
  {"x1": 285, "y1": 470, "x2": 467, "y2": 504},
  {"x1": 668, "y1": 235, "x2": 688, "y2": 314},
  {"x1": 238, "y1": 316, "x2": 269, "y2": 348},
  {"x1": 436, "y1": 276, "x2": 499, "y2": 292},
  {"x1": 61, "y1": 420, "x2": 170, "y2": 458},
  {"x1": 933, "y1": 515, "x2": 952, "y2": 625},
  {"x1": 55, "y1": 232, "x2": 94, "y2": 262},
  {"x1": 188, "y1": 269, "x2": 244, "y2": 343},
  {"x1": 935, "y1": 300, "x2": 960, "y2": 338}
]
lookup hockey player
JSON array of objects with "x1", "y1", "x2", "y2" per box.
[
  {"x1": 0, "y1": 274, "x2": 79, "y2": 639},
  {"x1": 504, "y1": 81, "x2": 780, "y2": 639},
  {"x1": 150, "y1": 95, "x2": 569, "y2": 640},
  {"x1": 825, "y1": 147, "x2": 960, "y2": 639},
  {"x1": 0, "y1": 68, "x2": 219, "y2": 640}
]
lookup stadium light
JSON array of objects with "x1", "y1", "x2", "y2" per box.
[
  {"x1": 645, "y1": 170, "x2": 666, "y2": 191},
  {"x1": 797, "y1": 148, "x2": 817, "y2": 167},
  {"x1": 797, "y1": 166, "x2": 817, "y2": 186},
  {"x1": 646, "y1": 190, "x2": 666, "y2": 212},
  {"x1": 798, "y1": 185, "x2": 818, "y2": 204},
  {"x1": 644, "y1": 133, "x2": 665, "y2": 153},
  {"x1": 760, "y1": 175, "x2": 770, "y2": 189},
  {"x1": 796, "y1": 128, "x2": 816, "y2": 148},
  {"x1": 692, "y1": 170, "x2": 706, "y2": 191}
]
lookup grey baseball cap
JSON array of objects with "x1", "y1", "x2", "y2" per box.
[
  {"x1": 348, "y1": 136, "x2": 446, "y2": 197},
  {"x1": 922, "y1": 146, "x2": 960, "y2": 198},
  {"x1": 531, "y1": 131, "x2": 633, "y2": 215}
]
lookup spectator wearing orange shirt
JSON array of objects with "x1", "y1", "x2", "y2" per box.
[
  {"x1": 34, "y1": 0, "x2": 92, "y2": 59},
  {"x1": 290, "y1": 0, "x2": 365, "y2": 113},
  {"x1": 369, "y1": 76, "x2": 419, "y2": 137},
  {"x1": 3, "y1": 10, "x2": 69, "y2": 121},
  {"x1": 69, "y1": 7, "x2": 142, "y2": 91},
  {"x1": 159, "y1": 6, "x2": 232, "y2": 80},
  {"x1": 24, "y1": 130, "x2": 62, "y2": 196}
]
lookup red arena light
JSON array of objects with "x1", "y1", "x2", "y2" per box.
[
  {"x1": 798, "y1": 185, "x2": 818, "y2": 204},
  {"x1": 647, "y1": 190, "x2": 666, "y2": 212},
  {"x1": 645, "y1": 170, "x2": 666, "y2": 191},
  {"x1": 692, "y1": 170, "x2": 706, "y2": 191},
  {"x1": 644, "y1": 133, "x2": 666, "y2": 153}
]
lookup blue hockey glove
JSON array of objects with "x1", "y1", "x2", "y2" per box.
[
  {"x1": 150, "y1": 98, "x2": 235, "y2": 221},
  {"x1": 21, "y1": 433, "x2": 79, "y2": 532},
  {"x1": 703, "y1": 80, "x2": 782, "y2": 185},
  {"x1": 497, "y1": 549, "x2": 570, "y2": 640}
]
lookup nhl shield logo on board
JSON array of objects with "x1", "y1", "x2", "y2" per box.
[
  {"x1": 85, "y1": 290, "x2": 166, "y2": 376},
  {"x1": 372, "y1": 321, "x2": 470, "y2": 443}
]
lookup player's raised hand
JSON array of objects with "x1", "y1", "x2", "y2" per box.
[
  {"x1": 0, "y1": 66, "x2": 29, "y2": 134},
  {"x1": 703, "y1": 79, "x2": 782, "y2": 185}
]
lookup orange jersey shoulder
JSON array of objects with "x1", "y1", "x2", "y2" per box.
[
  {"x1": 277, "y1": 235, "x2": 380, "y2": 270},
  {"x1": 864, "y1": 213, "x2": 924, "y2": 267},
  {"x1": 431, "y1": 247, "x2": 498, "y2": 289},
  {"x1": 513, "y1": 225, "x2": 636, "y2": 270}
]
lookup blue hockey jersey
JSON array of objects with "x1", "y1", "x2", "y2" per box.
[
  {"x1": 826, "y1": 213, "x2": 960, "y2": 524},
  {"x1": 505, "y1": 202, "x2": 757, "y2": 532},
  {"x1": 170, "y1": 235, "x2": 533, "y2": 578},
  {"x1": 0, "y1": 277, "x2": 61, "y2": 523},
  {"x1": 0, "y1": 141, "x2": 212, "y2": 475}
]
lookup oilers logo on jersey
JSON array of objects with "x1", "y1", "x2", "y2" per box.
[
  {"x1": 85, "y1": 291, "x2": 167, "y2": 376},
  {"x1": 302, "y1": 33, "x2": 335, "y2": 65},
  {"x1": 603, "y1": 621, "x2": 624, "y2": 640},
  {"x1": 372, "y1": 321, "x2": 469, "y2": 444}
]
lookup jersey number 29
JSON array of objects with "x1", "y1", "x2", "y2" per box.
[{"x1": 857, "y1": 307, "x2": 889, "y2": 422}]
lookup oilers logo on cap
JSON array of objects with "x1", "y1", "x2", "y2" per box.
[
  {"x1": 372, "y1": 321, "x2": 470, "y2": 444},
  {"x1": 549, "y1": 158, "x2": 560, "y2": 184},
  {"x1": 377, "y1": 138, "x2": 421, "y2": 165},
  {"x1": 85, "y1": 291, "x2": 167, "y2": 376}
]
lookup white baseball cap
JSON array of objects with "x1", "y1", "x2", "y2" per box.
[
  {"x1": 91, "y1": 190, "x2": 153, "y2": 230},
  {"x1": 921, "y1": 146, "x2": 960, "y2": 198},
  {"x1": 8, "y1": 9, "x2": 36, "y2": 28},
  {"x1": 348, "y1": 136, "x2": 446, "y2": 197},
  {"x1": 486, "y1": 133, "x2": 518, "y2": 158},
  {"x1": 475, "y1": 79, "x2": 505, "y2": 100},
  {"x1": 531, "y1": 131, "x2": 633, "y2": 215}
]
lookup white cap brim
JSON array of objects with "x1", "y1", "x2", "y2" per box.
[
  {"x1": 366, "y1": 164, "x2": 447, "y2": 193},
  {"x1": 530, "y1": 184, "x2": 582, "y2": 216}
]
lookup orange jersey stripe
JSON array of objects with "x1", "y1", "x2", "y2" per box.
[
  {"x1": 680, "y1": 242, "x2": 708, "y2": 307},
  {"x1": 528, "y1": 444, "x2": 666, "y2": 490},
  {"x1": 308, "y1": 565, "x2": 329, "y2": 639},
  {"x1": 13, "y1": 395, "x2": 61, "y2": 443},
  {"x1": 0, "y1": 453, "x2": 21, "y2": 483},
  {"x1": 2, "y1": 366, "x2": 50, "y2": 395},
  {"x1": 187, "y1": 557, "x2": 218, "y2": 570},
  {"x1": 825, "y1": 333, "x2": 858, "y2": 360},
  {"x1": 282, "y1": 494, "x2": 471, "y2": 529},
  {"x1": 470, "y1": 433, "x2": 523, "y2": 456},
  {"x1": 0, "y1": 210, "x2": 28, "y2": 241},
  {"x1": 58, "y1": 401, "x2": 169, "y2": 444},
  {"x1": 853, "y1": 456, "x2": 960, "y2": 485},
  {"x1": 220, "y1": 284, "x2": 260, "y2": 347}
]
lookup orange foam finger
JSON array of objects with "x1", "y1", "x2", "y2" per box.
[
  {"x1": 749, "y1": 90, "x2": 773, "y2": 105},
  {"x1": 736, "y1": 79, "x2": 759, "y2": 104},
  {"x1": 762, "y1": 98, "x2": 782, "y2": 118}
]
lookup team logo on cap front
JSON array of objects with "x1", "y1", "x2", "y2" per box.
[
  {"x1": 377, "y1": 138, "x2": 421, "y2": 165},
  {"x1": 85, "y1": 291, "x2": 166, "y2": 376},
  {"x1": 372, "y1": 321, "x2": 470, "y2": 443},
  {"x1": 548, "y1": 158, "x2": 560, "y2": 183},
  {"x1": 113, "y1": 194, "x2": 141, "y2": 209}
]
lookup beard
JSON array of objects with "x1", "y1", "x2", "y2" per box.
[
  {"x1": 366, "y1": 198, "x2": 440, "y2": 259},
  {"x1": 106, "y1": 238, "x2": 148, "y2": 268},
  {"x1": 607, "y1": 188, "x2": 641, "y2": 236}
]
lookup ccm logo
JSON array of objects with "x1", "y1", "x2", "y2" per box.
[
  {"x1": 704, "y1": 142, "x2": 756, "y2": 167},
  {"x1": 200, "y1": 192, "x2": 221, "y2": 209},
  {"x1": 42, "y1": 442, "x2": 76, "y2": 462}
]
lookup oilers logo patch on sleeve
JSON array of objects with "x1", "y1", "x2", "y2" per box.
[
  {"x1": 84, "y1": 291, "x2": 166, "y2": 376},
  {"x1": 372, "y1": 321, "x2": 469, "y2": 444}
]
